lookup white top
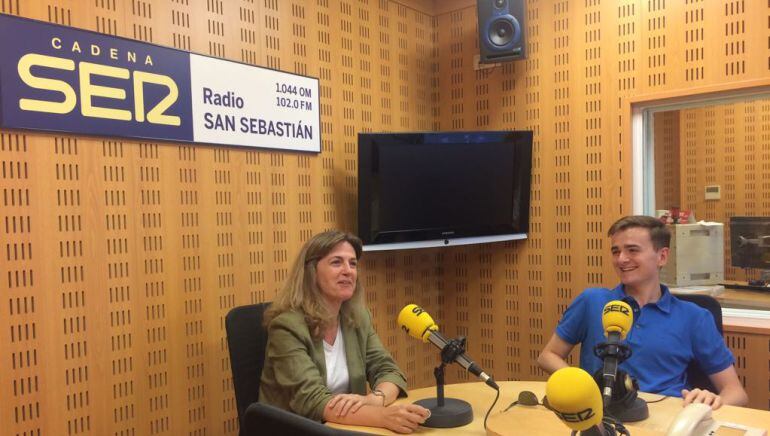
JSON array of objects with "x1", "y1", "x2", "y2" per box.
[{"x1": 323, "y1": 324, "x2": 349, "y2": 394}]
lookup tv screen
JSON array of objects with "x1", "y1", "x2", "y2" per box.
[
  {"x1": 730, "y1": 216, "x2": 770, "y2": 270},
  {"x1": 358, "y1": 131, "x2": 532, "y2": 250}
]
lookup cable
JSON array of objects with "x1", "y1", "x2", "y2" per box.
[
  {"x1": 603, "y1": 415, "x2": 630, "y2": 436},
  {"x1": 645, "y1": 395, "x2": 669, "y2": 404},
  {"x1": 503, "y1": 390, "x2": 540, "y2": 412},
  {"x1": 483, "y1": 386, "x2": 501, "y2": 430}
]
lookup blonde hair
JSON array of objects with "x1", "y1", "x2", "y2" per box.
[{"x1": 263, "y1": 230, "x2": 365, "y2": 338}]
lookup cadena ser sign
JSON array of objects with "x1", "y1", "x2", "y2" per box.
[{"x1": 0, "y1": 14, "x2": 320, "y2": 152}]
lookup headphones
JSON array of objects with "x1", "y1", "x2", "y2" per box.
[{"x1": 593, "y1": 369, "x2": 639, "y2": 403}]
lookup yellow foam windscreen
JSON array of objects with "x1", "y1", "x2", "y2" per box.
[
  {"x1": 397, "y1": 304, "x2": 438, "y2": 343},
  {"x1": 602, "y1": 300, "x2": 633, "y2": 339},
  {"x1": 545, "y1": 367, "x2": 604, "y2": 432}
]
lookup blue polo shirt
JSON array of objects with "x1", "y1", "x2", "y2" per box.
[{"x1": 556, "y1": 284, "x2": 734, "y2": 397}]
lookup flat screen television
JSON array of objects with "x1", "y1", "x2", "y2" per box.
[
  {"x1": 730, "y1": 216, "x2": 770, "y2": 270},
  {"x1": 358, "y1": 131, "x2": 533, "y2": 251}
]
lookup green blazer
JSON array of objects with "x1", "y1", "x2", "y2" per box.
[{"x1": 258, "y1": 305, "x2": 408, "y2": 422}]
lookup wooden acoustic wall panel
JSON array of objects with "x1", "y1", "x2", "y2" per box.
[
  {"x1": 522, "y1": 0, "x2": 546, "y2": 379},
  {"x1": 363, "y1": 250, "x2": 447, "y2": 389},
  {"x1": 175, "y1": 145, "x2": 207, "y2": 436},
  {"x1": 551, "y1": 1, "x2": 574, "y2": 325},
  {"x1": 45, "y1": 136, "x2": 95, "y2": 434},
  {"x1": 444, "y1": 247, "x2": 475, "y2": 384},
  {"x1": 672, "y1": 99, "x2": 770, "y2": 283},
  {"x1": 616, "y1": 0, "x2": 638, "y2": 213},
  {"x1": 137, "y1": 143, "x2": 172, "y2": 435},
  {"x1": 724, "y1": 330, "x2": 770, "y2": 410},
  {"x1": 644, "y1": 0, "x2": 668, "y2": 89},
  {"x1": 653, "y1": 110, "x2": 681, "y2": 211},
  {"x1": 1, "y1": 133, "x2": 40, "y2": 435},
  {"x1": 683, "y1": 0, "x2": 705, "y2": 83}
]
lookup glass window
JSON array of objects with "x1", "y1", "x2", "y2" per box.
[{"x1": 638, "y1": 94, "x2": 770, "y2": 314}]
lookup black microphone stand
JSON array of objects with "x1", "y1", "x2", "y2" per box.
[
  {"x1": 414, "y1": 337, "x2": 474, "y2": 428},
  {"x1": 594, "y1": 342, "x2": 648, "y2": 422},
  {"x1": 594, "y1": 340, "x2": 632, "y2": 405}
]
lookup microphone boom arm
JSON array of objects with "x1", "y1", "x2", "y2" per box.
[{"x1": 426, "y1": 329, "x2": 498, "y2": 389}]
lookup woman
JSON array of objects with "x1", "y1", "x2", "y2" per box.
[{"x1": 259, "y1": 230, "x2": 429, "y2": 433}]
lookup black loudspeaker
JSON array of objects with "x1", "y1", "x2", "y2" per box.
[{"x1": 477, "y1": 0, "x2": 526, "y2": 63}]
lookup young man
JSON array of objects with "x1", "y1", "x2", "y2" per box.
[{"x1": 537, "y1": 216, "x2": 748, "y2": 409}]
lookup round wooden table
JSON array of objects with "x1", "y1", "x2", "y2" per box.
[{"x1": 328, "y1": 381, "x2": 770, "y2": 435}]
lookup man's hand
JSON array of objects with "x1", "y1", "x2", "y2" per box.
[{"x1": 681, "y1": 388, "x2": 723, "y2": 410}]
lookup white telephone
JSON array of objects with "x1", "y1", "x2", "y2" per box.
[
  {"x1": 666, "y1": 403, "x2": 713, "y2": 436},
  {"x1": 666, "y1": 403, "x2": 767, "y2": 436}
]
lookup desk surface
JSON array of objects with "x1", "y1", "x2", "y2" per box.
[
  {"x1": 671, "y1": 283, "x2": 770, "y2": 312},
  {"x1": 671, "y1": 286, "x2": 770, "y2": 333},
  {"x1": 719, "y1": 287, "x2": 770, "y2": 311},
  {"x1": 329, "y1": 381, "x2": 770, "y2": 435}
]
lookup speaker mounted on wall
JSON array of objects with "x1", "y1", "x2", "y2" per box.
[{"x1": 477, "y1": 0, "x2": 526, "y2": 63}]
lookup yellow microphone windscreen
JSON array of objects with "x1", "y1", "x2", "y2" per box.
[
  {"x1": 545, "y1": 367, "x2": 604, "y2": 432},
  {"x1": 602, "y1": 300, "x2": 633, "y2": 339},
  {"x1": 397, "y1": 304, "x2": 438, "y2": 343}
]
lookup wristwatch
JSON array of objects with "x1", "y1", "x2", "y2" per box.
[{"x1": 372, "y1": 389, "x2": 386, "y2": 406}]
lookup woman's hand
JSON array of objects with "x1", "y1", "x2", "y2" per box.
[
  {"x1": 681, "y1": 388, "x2": 723, "y2": 410},
  {"x1": 380, "y1": 403, "x2": 431, "y2": 434},
  {"x1": 327, "y1": 393, "x2": 381, "y2": 417}
]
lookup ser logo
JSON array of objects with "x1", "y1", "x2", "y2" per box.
[
  {"x1": 553, "y1": 407, "x2": 596, "y2": 423},
  {"x1": 15, "y1": 37, "x2": 181, "y2": 126},
  {"x1": 400, "y1": 305, "x2": 425, "y2": 335},
  {"x1": 603, "y1": 304, "x2": 630, "y2": 316}
]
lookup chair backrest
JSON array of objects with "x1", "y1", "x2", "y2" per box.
[
  {"x1": 242, "y1": 403, "x2": 369, "y2": 436},
  {"x1": 225, "y1": 302, "x2": 270, "y2": 426},
  {"x1": 675, "y1": 293, "x2": 723, "y2": 334},
  {"x1": 674, "y1": 293, "x2": 723, "y2": 391}
]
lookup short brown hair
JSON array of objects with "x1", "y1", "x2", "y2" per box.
[
  {"x1": 607, "y1": 215, "x2": 671, "y2": 250},
  {"x1": 263, "y1": 230, "x2": 365, "y2": 337}
]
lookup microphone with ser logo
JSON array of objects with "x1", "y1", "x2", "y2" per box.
[
  {"x1": 546, "y1": 367, "x2": 615, "y2": 436},
  {"x1": 397, "y1": 304, "x2": 498, "y2": 428},
  {"x1": 598, "y1": 300, "x2": 633, "y2": 404},
  {"x1": 594, "y1": 300, "x2": 648, "y2": 422},
  {"x1": 398, "y1": 304, "x2": 498, "y2": 390}
]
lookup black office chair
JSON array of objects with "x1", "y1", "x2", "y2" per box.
[
  {"x1": 674, "y1": 293, "x2": 723, "y2": 392},
  {"x1": 227, "y1": 305, "x2": 370, "y2": 436},
  {"x1": 225, "y1": 302, "x2": 270, "y2": 433},
  {"x1": 242, "y1": 403, "x2": 370, "y2": 436}
]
